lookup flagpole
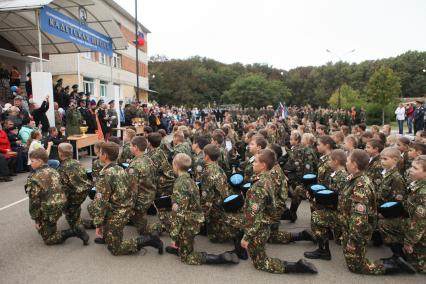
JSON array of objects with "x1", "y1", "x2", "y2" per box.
[{"x1": 135, "y1": 0, "x2": 140, "y2": 101}]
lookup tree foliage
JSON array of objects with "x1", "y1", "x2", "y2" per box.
[{"x1": 328, "y1": 84, "x2": 363, "y2": 109}]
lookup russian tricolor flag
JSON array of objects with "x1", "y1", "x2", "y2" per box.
[{"x1": 134, "y1": 32, "x2": 145, "y2": 46}]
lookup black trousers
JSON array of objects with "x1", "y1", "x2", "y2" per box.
[{"x1": 0, "y1": 154, "x2": 10, "y2": 177}]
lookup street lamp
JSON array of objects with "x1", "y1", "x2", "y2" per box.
[{"x1": 326, "y1": 49, "x2": 356, "y2": 109}]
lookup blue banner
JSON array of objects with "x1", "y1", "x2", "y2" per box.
[{"x1": 40, "y1": 6, "x2": 113, "y2": 56}]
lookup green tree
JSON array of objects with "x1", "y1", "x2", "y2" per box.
[
  {"x1": 366, "y1": 66, "x2": 401, "y2": 125},
  {"x1": 222, "y1": 74, "x2": 291, "y2": 108},
  {"x1": 328, "y1": 84, "x2": 363, "y2": 109}
]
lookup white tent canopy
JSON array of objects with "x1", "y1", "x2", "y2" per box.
[{"x1": 0, "y1": 0, "x2": 128, "y2": 55}]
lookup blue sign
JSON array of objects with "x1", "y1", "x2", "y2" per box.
[{"x1": 40, "y1": 6, "x2": 113, "y2": 56}]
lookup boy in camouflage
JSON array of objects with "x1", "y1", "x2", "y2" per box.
[
  {"x1": 240, "y1": 149, "x2": 317, "y2": 274},
  {"x1": 305, "y1": 149, "x2": 348, "y2": 260},
  {"x1": 244, "y1": 135, "x2": 267, "y2": 182},
  {"x1": 127, "y1": 136, "x2": 157, "y2": 235},
  {"x1": 57, "y1": 143, "x2": 91, "y2": 229},
  {"x1": 191, "y1": 136, "x2": 209, "y2": 183},
  {"x1": 25, "y1": 148, "x2": 89, "y2": 245},
  {"x1": 379, "y1": 155, "x2": 426, "y2": 274},
  {"x1": 117, "y1": 128, "x2": 136, "y2": 164},
  {"x1": 405, "y1": 142, "x2": 426, "y2": 182},
  {"x1": 340, "y1": 149, "x2": 414, "y2": 274},
  {"x1": 365, "y1": 139, "x2": 384, "y2": 189},
  {"x1": 91, "y1": 142, "x2": 163, "y2": 255},
  {"x1": 166, "y1": 153, "x2": 239, "y2": 265}
]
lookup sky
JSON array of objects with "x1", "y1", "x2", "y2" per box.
[{"x1": 115, "y1": 0, "x2": 426, "y2": 70}]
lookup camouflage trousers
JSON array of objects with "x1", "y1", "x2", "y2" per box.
[
  {"x1": 148, "y1": 209, "x2": 172, "y2": 234},
  {"x1": 63, "y1": 192, "x2": 87, "y2": 228},
  {"x1": 104, "y1": 212, "x2": 139, "y2": 256},
  {"x1": 342, "y1": 229, "x2": 385, "y2": 274},
  {"x1": 311, "y1": 209, "x2": 340, "y2": 239},
  {"x1": 206, "y1": 215, "x2": 240, "y2": 243},
  {"x1": 131, "y1": 194, "x2": 155, "y2": 235},
  {"x1": 291, "y1": 183, "x2": 306, "y2": 205},
  {"x1": 37, "y1": 210, "x2": 65, "y2": 245},
  {"x1": 268, "y1": 212, "x2": 292, "y2": 244},
  {"x1": 171, "y1": 222, "x2": 205, "y2": 265},
  {"x1": 378, "y1": 218, "x2": 426, "y2": 273},
  {"x1": 247, "y1": 225, "x2": 288, "y2": 273}
]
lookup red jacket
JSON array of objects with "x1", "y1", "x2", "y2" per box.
[{"x1": 0, "y1": 130, "x2": 12, "y2": 158}]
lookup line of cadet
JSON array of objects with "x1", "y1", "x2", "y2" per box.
[{"x1": 24, "y1": 109, "x2": 426, "y2": 275}]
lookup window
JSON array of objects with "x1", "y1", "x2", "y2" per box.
[
  {"x1": 112, "y1": 53, "x2": 121, "y2": 68},
  {"x1": 100, "y1": 81, "x2": 108, "y2": 97},
  {"x1": 82, "y1": 52, "x2": 93, "y2": 60},
  {"x1": 83, "y1": 77, "x2": 94, "y2": 95},
  {"x1": 99, "y1": 53, "x2": 108, "y2": 65},
  {"x1": 114, "y1": 84, "x2": 121, "y2": 100}
]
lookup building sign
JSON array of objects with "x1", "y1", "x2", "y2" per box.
[{"x1": 40, "y1": 6, "x2": 113, "y2": 56}]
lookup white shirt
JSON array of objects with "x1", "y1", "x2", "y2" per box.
[{"x1": 395, "y1": 106, "x2": 405, "y2": 120}]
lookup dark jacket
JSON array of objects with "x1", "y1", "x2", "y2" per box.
[{"x1": 32, "y1": 101, "x2": 50, "y2": 133}]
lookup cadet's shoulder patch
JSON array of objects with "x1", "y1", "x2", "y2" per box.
[
  {"x1": 201, "y1": 190, "x2": 207, "y2": 197},
  {"x1": 172, "y1": 203, "x2": 178, "y2": 212},
  {"x1": 95, "y1": 192, "x2": 102, "y2": 199},
  {"x1": 355, "y1": 203, "x2": 366, "y2": 213},
  {"x1": 415, "y1": 206, "x2": 425, "y2": 217},
  {"x1": 346, "y1": 175, "x2": 353, "y2": 181},
  {"x1": 251, "y1": 203, "x2": 259, "y2": 212},
  {"x1": 395, "y1": 194, "x2": 403, "y2": 201},
  {"x1": 128, "y1": 168, "x2": 134, "y2": 175},
  {"x1": 196, "y1": 165, "x2": 203, "y2": 172}
]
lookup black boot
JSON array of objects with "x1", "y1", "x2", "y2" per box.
[
  {"x1": 381, "y1": 243, "x2": 405, "y2": 261},
  {"x1": 281, "y1": 208, "x2": 292, "y2": 220},
  {"x1": 227, "y1": 232, "x2": 248, "y2": 260},
  {"x1": 61, "y1": 228, "x2": 77, "y2": 242},
  {"x1": 290, "y1": 230, "x2": 316, "y2": 243},
  {"x1": 165, "y1": 246, "x2": 179, "y2": 256},
  {"x1": 284, "y1": 259, "x2": 318, "y2": 274},
  {"x1": 74, "y1": 225, "x2": 90, "y2": 245},
  {"x1": 371, "y1": 230, "x2": 383, "y2": 247},
  {"x1": 204, "y1": 252, "x2": 240, "y2": 264},
  {"x1": 304, "y1": 238, "x2": 331, "y2": 260},
  {"x1": 383, "y1": 257, "x2": 416, "y2": 274},
  {"x1": 137, "y1": 235, "x2": 164, "y2": 254},
  {"x1": 289, "y1": 201, "x2": 299, "y2": 223},
  {"x1": 198, "y1": 223, "x2": 207, "y2": 236}
]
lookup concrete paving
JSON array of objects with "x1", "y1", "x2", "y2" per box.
[{"x1": 0, "y1": 157, "x2": 423, "y2": 284}]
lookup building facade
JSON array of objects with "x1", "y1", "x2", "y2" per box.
[{"x1": 34, "y1": 0, "x2": 150, "y2": 103}]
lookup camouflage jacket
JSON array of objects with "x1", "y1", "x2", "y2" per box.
[
  {"x1": 127, "y1": 155, "x2": 157, "y2": 209},
  {"x1": 269, "y1": 163, "x2": 288, "y2": 214},
  {"x1": 327, "y1": 168, "x2": 348, "y2": 193},
  {"x1": 376, "y1": 168, "x2": 407, "y2": 205},
  {"x1": 200, "y1": 162, "x2": 230, "y2": 220},
  {"x1": 318, "y1": 154, "x2": 333, "y2": 185},
  {"x1": 57, "y1": 158, "x2": 91, "y2": 199},
  {"x1": 218, "y1": 146, "x2": 231, "y2": 176},
  {"x1": 117, "y1": 142, "x2": 134, "y2": 164},
  {"x1": 366, "y1": 155, "x2": 383, "y2": 189},
  {"x1": 25, "y1": 165, "x2": 65, "y2": 223},
  {"x1": 244, "y1": 155, "x2": 255, "y2": 182},
  {"x1": 192, "y1": 150, "x2": 205, "y2": 183},
  {"x1": 403, "y1": 180, "x2": 426, "y2": 249},
  {"x1": 173, "y1": 142, "x2": 192, "y2": 158},
  {"x1": 170, "y1": 172, "x2": 205, "y2": 238},
  {"x1": 91, "y1": 163, "x2": 132, "y2": 227},
  {"x1": 338, "y1": 173, "x2": 377, "y2": 239},
  {"x1": 242, "y1": 171, "x2": 276, "y2": 240},
  {"x1": 91, "y1": 158, "x2": 103, "y2": 183},
  {"x1": 147, "y1": 147, "x2": 175, "y2": 195}
]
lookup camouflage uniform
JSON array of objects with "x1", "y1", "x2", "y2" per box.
[
  {"x1": 243, "y1": 155, "x2": 255, "y2": 182},
  {"x1": 379, "y1": 180, "x2": 426, "y2": 273},
  {"x1": 339, "y1": 173, "x2": 386, "y2": 274},
  {"x1": 366, "y1": 155, "x2": 383, "y2": 190},
  {"x1": 90, "y1": 163, "x2": 138, "y2": 255},
  {"x1": 317, "y1": 154, "x2": 333, "y2": 186},
  {"x1": 57, "y1": 158, "x2": 91, "y2": 228},
  {"x1": 25, "y1": 165, "x2": 66, "y2": 245},
  {"x1": 201, "y1": 162, "x2": 238, "y2": 242},
  {"x1": 242, "y1": 171, "x2": 296, "y2": 273},
  {"x1": 91, "y1": 158, "x2": 103, "y2": 184},
  {"x1": 218, "y1": 146, "x2": 231, "y2": 176},
  {"x1": 311, "y1": 169, "x2": 347, "y2": 239},
  {"x1": 267, "y1": 164, "x2": 292, "y2": 244},
  {"x1": 173, "y1": 142, "x2": 192, "y2": 159},
  {"x1": 376, "y1": 168, "x2": 407, "y2": 205},
  {"x1": 192, "y1": 151, "x2": 205, "y2": 183},
  {"x1": 127, "y1": 155, "x2": 157, "y2": 234},
  {"x1": 117, "y1": 142, "x2": 134, "y2": 164},
  {"x1": 170, "y1": 172, "x2": 206, "y2": 265},
  {"x1": 146, "y1": 147, "x2": 176, "y2": 234}
]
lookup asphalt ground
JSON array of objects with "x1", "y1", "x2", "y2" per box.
[{"x1": 0, "y1": 157, "x2": 423, "y2": 284}]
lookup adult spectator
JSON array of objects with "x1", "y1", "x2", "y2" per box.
[
  {"x1": 25, "y1": 72, "x2": 32, "y2": 97},
  {"x1": 13, "y1": 96, "x2": 30, "y2": 123},
  {"x1": 0, "y1": 154, "x2": 12, "y2": 182},
  {"x1": 44, "y1": 127, "x2": 66, "y2": 161},
  {"x1": 6, "y1": 106, "x2": 23, "y2": 129},
  {"x1": 413, "y1": 101, "x2": 425, "y2": 134},
  {"x1": 394, "y1": 103, "x2": 405, "y2": 135},
  {"x1": 0, "y1": 123, "x2": 17, "y2": 176},
  {"x1": 6, "y1": 125, "x2": 27, "y2": 173},
  {"x1": 406, "y1": 102, "x2": 414, "y2": 134},
  {"x1": 87, "y1": 100, "x2": 98, "y2": 134},
  {"x1": 9, "y1": 66, "x2": 20, "y2": 87},
  {"x1": 31, "y1": 95, "x2": 50, "y2": 135},
  {"x1": 18, "y1": 120, "x2": 36, "y2": 145}
]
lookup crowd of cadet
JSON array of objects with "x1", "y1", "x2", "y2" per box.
[{"x1": 24, "y1": 107, "x2": 426, "y2": 275}]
